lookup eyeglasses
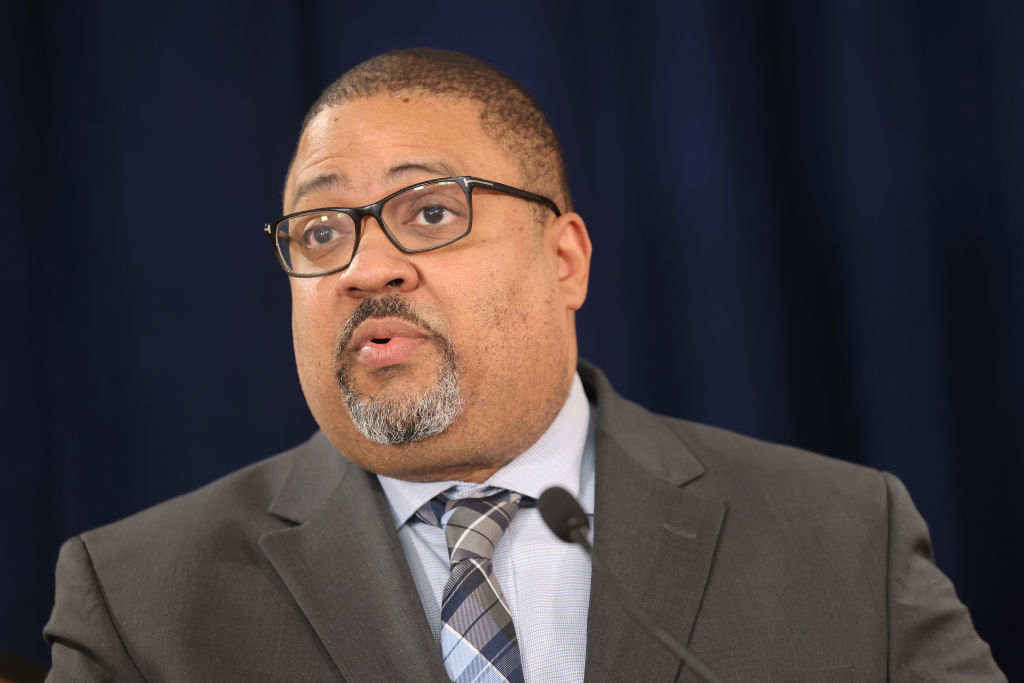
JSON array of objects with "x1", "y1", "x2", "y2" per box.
[{"x1": 264, "y1": 176, "x2": 561, "y2": 277}]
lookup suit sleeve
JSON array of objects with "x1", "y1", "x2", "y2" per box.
[
  {"x1": 44, "y1": 536, "x2": 147, "y2": 683},
  {"x1": 884, "y1": 472, "x2": 1005, "y2": 681}
]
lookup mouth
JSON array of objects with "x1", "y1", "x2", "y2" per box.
[{"x1": 349, "y1": 317, "x2": 432, "y2": 369}]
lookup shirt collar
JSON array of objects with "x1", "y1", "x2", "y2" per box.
[{"x1": 378, "y1": 373, "x2": 591, "y2": 529}]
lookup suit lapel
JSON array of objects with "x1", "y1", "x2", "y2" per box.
[
  {"x1": 258, "y1": 433, "x2": 448, "y2": 682},
  {"x1": 255, "y1": 365, "x2": 723, "y2": 682},
  {"x1": 581, "y1": 363, "x2": 725, "y2": 682}
]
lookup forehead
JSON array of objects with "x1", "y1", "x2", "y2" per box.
[{"x1": 285, "y1": 94, "x2": 517, "y2": 209}]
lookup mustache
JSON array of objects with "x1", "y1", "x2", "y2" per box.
[{"x1": 335, "y1": 295, "x2": 439, "y2": 360}]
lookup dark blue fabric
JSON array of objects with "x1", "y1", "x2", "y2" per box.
[{"x1": 2, "y1": 1, "x2": 1021, "y2": 677}]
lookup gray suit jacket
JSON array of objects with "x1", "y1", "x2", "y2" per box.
[{"x1": 44, "y1": 362, "x2": 1004, "y2": 681}]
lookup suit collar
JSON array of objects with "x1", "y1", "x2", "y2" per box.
[
  {"x1": 266, "y1": 431, "x2": 350, "y2": 524},
  {"x1": 578, "y1": 360, "x2": 707, "y2": 488},
  {"x1": 267, "y1": 363, "x2": 704, "y2": 519}
]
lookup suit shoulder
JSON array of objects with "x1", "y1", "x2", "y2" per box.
[
  {"x1": 77, "y1": 436, "x2": 313, "y2": 560},
  {"x1": 669, "y1": 415, "x2": 875, "y2": 474},
  {"x1": 659, "y1": 414, "x2": 890, "y2": 510},
  {"x1": 581, "y1": 360, "x2": 884, "y2": 499}
]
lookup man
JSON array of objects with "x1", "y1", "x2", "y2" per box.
[{"x1": 45, "y1": 49, "x2": 1003, "y2": 682}]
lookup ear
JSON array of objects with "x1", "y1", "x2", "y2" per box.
[{"x1": 548, "y1": 211, "x2": 592, "y2": 311}]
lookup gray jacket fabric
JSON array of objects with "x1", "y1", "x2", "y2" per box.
[{"x1": 44, "y1": 361, "x2": 1004, "y2": 681}]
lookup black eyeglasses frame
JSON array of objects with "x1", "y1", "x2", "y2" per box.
[{"x1": 264, "y1": 175, "x2": 561, "y2": 278}]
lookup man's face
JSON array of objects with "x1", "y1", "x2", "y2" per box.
[{"x1": 284, "y1": 94, "x2": 590, "y2": 482}]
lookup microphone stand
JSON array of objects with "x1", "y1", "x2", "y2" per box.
[{"x1": 568, "y1": 527, "x2": 728, "y2": 683}]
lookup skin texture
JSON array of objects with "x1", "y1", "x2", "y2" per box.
[{"x1": 285, "y1": 94, "x2": 592, "y2": 482}]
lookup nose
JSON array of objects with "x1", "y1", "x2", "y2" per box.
[{"x1": 334, "y1": 217, "x2": 419, "y2": 297}]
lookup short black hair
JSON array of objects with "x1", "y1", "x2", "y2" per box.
[{"x1": 295, "y1": 48, "x2": 572, "y2": 211}]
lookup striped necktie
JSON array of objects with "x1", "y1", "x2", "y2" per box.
[{"x1": 417, "y1": 491, "x2": 526, "y2": 683}]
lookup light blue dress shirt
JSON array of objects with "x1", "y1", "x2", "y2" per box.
[{"x1": 378, "y1": 373, "x2": 596, "y2": 682}]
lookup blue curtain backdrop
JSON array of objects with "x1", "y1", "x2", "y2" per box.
[{"x1": 2, "y1": 1, "x2": 1021, "y2": 677}]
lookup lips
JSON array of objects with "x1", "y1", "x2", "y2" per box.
[{"x1": 349, "y1": 317, "x2": 431, "y2": 369}]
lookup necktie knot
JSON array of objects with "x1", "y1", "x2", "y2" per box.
[{"x1": 419, "y1": 490, "x2": 524, "y2": 566}]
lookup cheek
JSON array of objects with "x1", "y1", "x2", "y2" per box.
[
  {"x1": 289, "y1": 283, "x2": 340, "y2": 380},
  {"x1": 464, "y1": 269, "x2": 558, "y2": 364}
]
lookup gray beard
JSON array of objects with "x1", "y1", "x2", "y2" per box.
[{"x1": 335, "y1": 296, "x2": 464, "y2": 446}]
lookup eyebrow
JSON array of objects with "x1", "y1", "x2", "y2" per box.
[
  {"x1": 383, "y1": 161, "x2": 460, "y2": 184},
  {"x1": 290, "y1": 174, "x2": 343, "y2": 211},
  {"x1": 289, "y1": 160, "x2": 461, "y2": 212}
]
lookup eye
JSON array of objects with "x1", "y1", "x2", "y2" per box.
[
  {"x1": 404, "y1": 194, "x2": 465, "y2": 228},
  {"x1": 298, "y1": 214, "x2": 352, "y2": 250},
  {"x1": 419, "y1": 204, "x2": 452, "y2": 225},
  {"x1": 308, "y1": 225, "x2": 336, "y2": 245},
  {"x1": 382, "y1": 183, "x2": 470, "y2": 247}
]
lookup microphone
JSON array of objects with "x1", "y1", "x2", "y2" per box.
[{"x1": 537, "y1": 487, "x2": 728, "y2": 683}]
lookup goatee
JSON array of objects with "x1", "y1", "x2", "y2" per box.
[{"x1": 334, "y1": 296, "x2": 463, "y2": 445}]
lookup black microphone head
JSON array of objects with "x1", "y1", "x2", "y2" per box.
[{"x1": 538, "y1": 486, "x2": 590, "y2": 542}]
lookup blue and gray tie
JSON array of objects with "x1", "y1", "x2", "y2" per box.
[{"x1": 418, "y1": 491, "x2": 526, "y2": 683}]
